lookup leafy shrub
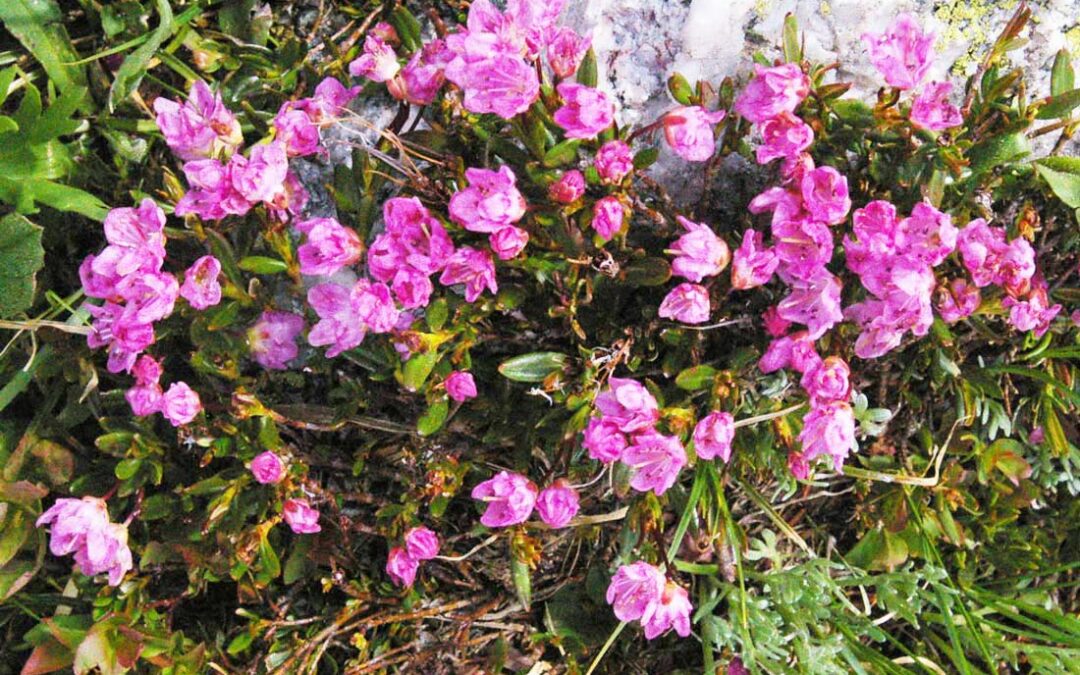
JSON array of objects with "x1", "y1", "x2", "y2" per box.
[{"x1": 3, "y1": 2, "x2": 1080, "y2": 673}]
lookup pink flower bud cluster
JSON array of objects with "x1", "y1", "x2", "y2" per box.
[
  {"x1": 606, "y1": 562, "x2": 692, "y2": 639},
  {"x1": 469, "y1": 471, "x2": 580, "y2": 529},
  {"x1": 273, "y1": 78, "x2": 360, "y2": 157},
  {"x1": 862, "y1": 16, "x2": 959, "y2": 131},
  {"x1": 658, "y1": 215, "x2": 732, "y2": 324},
  {"x1": 386, "y1": 526, "x2": 440, "y2": 588},
  {"x1": 449, "y1": 166, "x2": 529, "y2": 260},
  {"x1": 582, "y1": 378, "x2": 686, "y2": 495},
  {"x1": 36, "y1": 497, "x2": 134, "y2": 586}
]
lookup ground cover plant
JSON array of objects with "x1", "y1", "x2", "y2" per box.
[{"x1": 2, "y1": 1, "x2": 1080, "y2": 673}]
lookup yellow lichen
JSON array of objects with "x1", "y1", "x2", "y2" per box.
[
  {"x1": 819, "y1": 1, "x2": 831, "y2": 17},
  {"x1": 1067, "y1": 25, "x2": 1080, "y2": 56},
  {"x1": 933, "y1": 0, "x2": 1019, "y2": 75}
]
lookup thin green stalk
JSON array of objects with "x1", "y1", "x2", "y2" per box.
[{"x1": 585, "y1": 621, "x2": 627, "y2": 675}]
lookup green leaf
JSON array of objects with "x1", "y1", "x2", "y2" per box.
[
  {"x1": 967, "y1": 132, "x2": 1030, "y2": 175},
  {"x1": 498, "y1": 352, "x2": 568, "y2": 383},
  {"x1": 576, "y1": 48, "x2": 598, "y2": 88},
  {"x1": 1035, "y1": 88, "x2": 1080, "y2": 120},
  {"x1": 511, "y1": 556, "x2": 531, "y2": 610},
  {"x1": 425, "y1": 297, "x2": 448, "y2": 331},
  {"x1": 667, "y1": 73, "x2": 693, "y2": 105},
  {"x1": 417, "y1": 399, "x2": 449, "y2": 437},
  {"x1": 400, "y1": 350, "x2": 439, "y2": 392},
  {"x1": 1034, "y1": 157, "x2": 1080, "y2": 208},
  {"x1": 633, "y1": 147, "x2": 659, "y2": 170},
  {"x1": 389, "y1": 6, "x2": 423, "y2": 53},
  {"x1": 542, "y1": 139, "x2": 580, "y2": 168},
  {"x1": 675, "y1": 365, "x2": 718, "y2": 391},
  {"x1": 1051, "y1": 49, "x2": 1075, "y2": 97},
  {"x1": 238, "y1": 256, "x2": 288, "y2": 275},
  {"x1": 0, "y1": 504, "x2": 33, "y2": 567},
  {"x1": 0, "y1": 214, "x2": 44, "y2": 318},
  {"x1": 108, "y1": 0, "x2": 175, "y2": 111},
  {"x1": 782, "y1": 13, "x2": 802, "y2": 63},
  {"x1": 258, "y1": 536, "x2": 280, "y2": 579},
  {"x1": 981, "y1": 438, "x2": 1032, "y2": 486},
  {"x1": 0, "y1": 0, "x2": 89, "y2": 105},
  {"x1": 623, "y1": 257, "x2": 672, "y2": 287}
]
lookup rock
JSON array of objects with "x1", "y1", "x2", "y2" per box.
[{"x1": 567, "y1": 0, "x2": 1080, "y2": 203}]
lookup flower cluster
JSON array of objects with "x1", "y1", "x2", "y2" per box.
[
  {"x1": 386, "y1": 526, "x2": 440, "y2": 588},
  {"x1": 36, "y1": 497, "x2": 133, "y2": 587},
  {"x1": 606, "y1": 562, "x2": 692, "y2": 640},
  {"x1": 470, "y1": 471, "x2": 581, "y2": 529},
  {"x1": 658, "y1": 215, "x2": 732, "y2": 324}
]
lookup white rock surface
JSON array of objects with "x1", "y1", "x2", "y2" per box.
[{"x1": 566, "y1": 0, "x2": 1080, "y2": 201}]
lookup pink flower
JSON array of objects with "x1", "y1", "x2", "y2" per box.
[
  {"x1": 606, "y1": 561, "x2": 665, "y2": 622},
  {"x1": 659, "y1": 282, "x2": 711, "y2": 324},
  {"x1": 622, "y1": 430, "x2": 687, "y2": 496},
  {"x1": 734, "y1": 64, "x2": 811, "y2": 123},
  {"x1": 756, "y1": 112, "x2": 814, "y2": 164},
  {"x1": 117, "y1": 270, "x2": 179, "y2": 324},
  {"x1": 308, "y1": 283, "x2": 365, "y2": 357},
  {"x1": 273, "y1": 107, "x2": 321, "y2": 157},
  {"x1": 395, "y1": 40, "x2": 449, "y2": 105},
  {"x1": 251, "y1": 452, "x2": 285, "y2": 484},
  {"x1": 591, "y1": 197, "x2": 625, "y2": 241},
  {"x1": 800, "y1": 356, "x2": 850, "y2": 404},
  {"x1": 175, "y1": 158, "x2": 252, "y2": 221},
  {"x1": 369, "y1": 197, "x2": 454, "y2": 282},
  {"x1": 283, "y1": 499, "x2": 321, "y2": 534},
  {"x1": 549, "y1": 170, "x2": 586, "y2": 203},
  {"x1": 449, "y1": 49, "x2": 539, "y2": 119},
  {"x1": 595, "y1": 140, "x2": 634, "y2": 184},
  {"x1": 956, "y1": 218, "x2": 1005, "y2": 288},
  {"x1": 449, "y1": 166, "x2": 527, "y2": 233},
  {"x1": 405, "y1": 526, "x2": 440, "y2": 560},
  {"x1": 179, "y1": 255, "x2": 222, "y2": 310},
  {"x1": 771, "y1": 214, "x2": 834, "y2": 280},
  {"x1": 446, "y1": 371, "x2": 478, "y2": 402},
  {"x1": 936, "y1": 278, "x2": 981, "y2": 323},
  {"x1": 161, "y1": 382, "x2": 201, "y2": 426},
  {"x1": 349, "y1": 35, "x2": 400, "y2": 82},
  {"x1": 670, "y1": 216, "x2": 730, "y2": 282},
  {"x1": 798, "y1": 401, "x2": 857, "y2": 473},
  {"x1": 354, "y1": 280, "x2": 400, "y2": 334},
  {"x1": 386, "y1": 546, "x2": 418, "y2": 587},
  {"x1": 536, "y1": 481, "x2": 580, "y2": 528},
  {"x1": 548, "y1": 26, "x2": 591, "y2": 79},
  {"x1": 125, "y1": 383, "x2": 162, "y2": 416},
  {"x1": 662, "y1": 106, "x2": 727, "y2": 162},
  {"x1": 731, "y1": 229, "x2": 779, "y2": 290},
  {"x1": 594, "y1": 377, "x2": 659, "y2": 433},
  {"x1": 300, "y1": 77, "x2": 360, "y2": 124},
  {"x1": 296, "y1": 217, "x2": 364, "y2": 277},
  {"x1": 862, "y1": 14, "x2": 935, "y2": 90},
  {"x1": 248, "y1": 311, "x2": 305, "y2": 370},
  {"x1": 642, "y1": 581, "x2": 693, "y2": 640},
  {"x1": 762, "y1": 305, "x2": 791, "y2": 337},
  {"x1": 391, "y1": 268, "x2": 435, "y2": 309},
  {"x1": 693, "y1": 411, "x2": 735, "y2": 462},
  {"x1": 554, "y1": 82, "x2": 615, "y2": 139},
  {"x1": 471, "y1": 471, "x2": 538, "y2": 527},
  {"x1": 86, "y1": 302, "x2": 155, "y2": 374},
  {"x1": 897, "y1": 202, "x2": 958, "y2": 267},
  {"x1": 100, "y1": 199, "x2": 168, "y2": 276},
  {"x1": 73, "y1": 522, "x2": 133, "y2": 587},
  {"x1": 759, "y1": 332, "x2": 821, "y2": 374},
  {"x1": 37, "y1": 497, "x2": 133, "y2": 586},
  {"x1": 1005, "y1": 286, "x2": 1061, "y2": 337},
  {"x1": 490, "y1": 226, "x2": 529, "y2": 260},
  {"x1": 801, "y1": 166, "x2": 851, "y2": 226},
  {"x1": 910, "y1": 81, "x2": 962, "y2": 131},
  {"x1": 131, "y1": 354, "x2": 162, "y2": 387},
  {"x1": 582, "y1": 417, "x2": 628, "y2": 463},
  {"x1": 230, "y1": 142, "x2": 289, "y2": 204},
  {"x1": 777, "y1": 270, "x2": 843, "y2": 340},
  {"x1": 439, "y1": 246, "x2": 498, "y2": 302},
  {"x1": 153, "y1": 80, "x2": 242, "y2": 161}
]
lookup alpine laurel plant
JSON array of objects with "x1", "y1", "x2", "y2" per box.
[{"x1": 3, "y1": 1, "x2": 1080, "y2": 672}]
